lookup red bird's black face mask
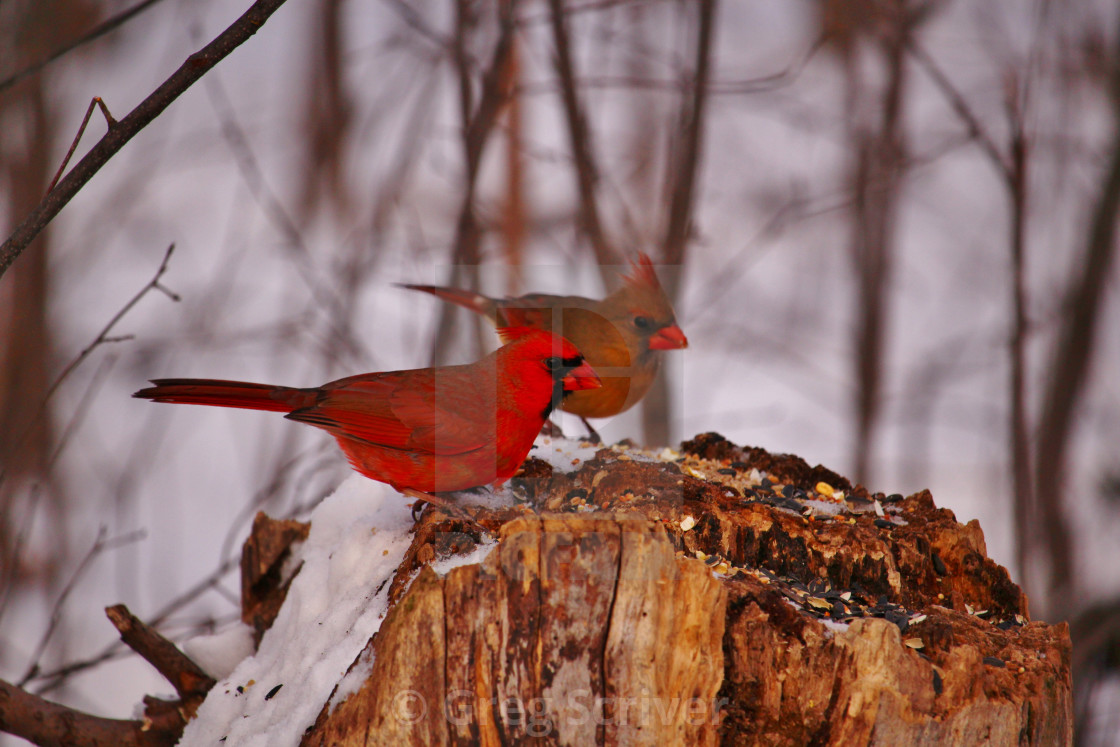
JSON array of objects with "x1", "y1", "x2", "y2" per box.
[{"x1": 543, "y1": 354, "x2": 601, "y2": 419}]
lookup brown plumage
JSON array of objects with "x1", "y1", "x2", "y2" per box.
[{"x1": 402, "y1": 254, "x2": 687, "y2": 422}]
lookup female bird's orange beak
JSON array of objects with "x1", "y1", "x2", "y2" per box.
[
  {"x1": 649, "y1": 324, "x2": 688, "y2": 350},
  {"x1": 562, "y1": 362, "x2": 603, "y2": 391}
]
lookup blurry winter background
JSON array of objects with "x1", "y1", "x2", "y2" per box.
[{"x1": 1, "y1": 0, "x2": 1119, "y2": 743}]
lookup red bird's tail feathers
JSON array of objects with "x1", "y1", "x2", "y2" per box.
[
  {"x1": 133, "y1": 379, "x2": 315, "y2": 413},
  {"x1": 398, "y1": 284, "x2": 497, "y2": 321}
]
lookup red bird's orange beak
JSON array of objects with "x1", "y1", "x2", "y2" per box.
[
  {"x1": 563, "y1": 362, "x2": 602, "y2": 391},
  {"x1": 649, "y1": 324, "x2": 688, "y2": 350}
]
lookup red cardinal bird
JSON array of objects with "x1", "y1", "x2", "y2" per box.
[
  {"x1": 134, "y1": 328, "x2": 600, "y2": 509},
  {"x1": 402, "y1": 254, "x2": 686, "y2": 433}
]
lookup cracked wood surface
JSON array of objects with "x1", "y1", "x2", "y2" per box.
[
  {"x1": 241, "y1": 434, "x2": 1071, "y2": 745},
  {"x1": 301, "y1": 517, "x2": 726, "y2": 746}
]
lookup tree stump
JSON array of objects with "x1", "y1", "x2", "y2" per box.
[{"x1": 239, "y1": 433, "x2": 1072, "y2": 746}]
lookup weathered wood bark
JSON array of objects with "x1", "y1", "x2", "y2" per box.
[
  {"x1": 245, "y1": 432, "x2": 1071, "y2": 745},
  {"x1": 304, "y1": 517, "x2": 727, "y2": 746}
]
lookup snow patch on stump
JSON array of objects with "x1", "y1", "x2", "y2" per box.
[{"x1": 178, "y1": 475, "x2": 414, "y2": 746}]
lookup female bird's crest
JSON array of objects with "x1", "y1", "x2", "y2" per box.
[{"x1": 622, "y1": 253, "x2": 662, "y2": 290}]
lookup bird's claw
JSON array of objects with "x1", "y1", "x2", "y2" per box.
[
  {"x1": 579, "y1": 417, "x2": 602, "y2": 445},
  {"x1": 404, "y1": 489, "x2": 485, "y2": 533},
  {"x1": 540, "y1": 419, "x2": 566, "y2": 439}
]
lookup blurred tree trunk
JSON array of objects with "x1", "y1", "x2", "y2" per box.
[
  {"x1": 500, "y1": 27, "x2": 526, "y2": 296},
  {"x1": 1033, "y1": 21, "x2": 1120, "y2": 616},
  {"x1": 299, "y1": 0, "x2": 352, "y2": 221},
  {"x1": 642, "y1": 0, "x2": 716, "y2": 447},
  {"x1": 829, "y1": 0, "x2": 919, "y2": 486},
  {"x1": 431, "y1": 0, "x2": 517, "y2": 365},
  {"x1": 0, "y1": 0, "x2": 98, "y2": 595},
  {"x1": 1005, "y1": 79, "x2": 1034, "y2": 606}
]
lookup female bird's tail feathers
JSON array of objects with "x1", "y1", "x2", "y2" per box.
[
  {"x1": 133, "y1": 379, "x2": 314, "y2": 413},
  {"x1": 397, "y1": 283, "x2": 497, "y2": 321}
]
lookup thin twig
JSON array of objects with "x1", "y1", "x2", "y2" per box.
[
  {"x1": 48, "y1": 244, "x2": 178, "y2": 405},
  {"x1": 46, "y1": 98, "x2": 117, "y2": 195},
  {"x1": 203, "y1": 76, "x2": 364, "y2": 366},
  {"x1": 46, "y1": 354, "x2": 118, "y2": 474},
  {"x1": 0, "y1": 0, "x2": 293, "y2": 281},
  {"x1": 32, "y1": 553, "x2": 241, "y2": 695},
  {"x1": 0, "y1": 0, "x2": 171, "y2": 94},
  {"x1": 17, "y1": 528, "x2": 146, "y2": 687},
  {"x1": 906, "y1": 39, "x2": 1011, "y2": 179}
]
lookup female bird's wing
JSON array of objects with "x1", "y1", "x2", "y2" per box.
[{"x1": 285, "y1": 369, "x2": 493, "y2": 456}]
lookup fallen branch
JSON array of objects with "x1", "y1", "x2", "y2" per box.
[
  {"x1": 0, "y1": 676, "x2": 180, "y2": 747},
  {"x1": 105, "y1": 604, "x2": 216, "y2": 707}
]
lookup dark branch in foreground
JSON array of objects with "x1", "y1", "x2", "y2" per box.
[
  {"x1": 0, "y1": 676, "x2": 181, "y2": 747},
  {"x1": 0, "y1": 602, "x2": 217, "y2": 746},
  {"x1": 106, "y1": 604, "x2": 217, "y2": 706},
  {"x1": 0, "y1": 0, "x2": 292, "y2": 281}
]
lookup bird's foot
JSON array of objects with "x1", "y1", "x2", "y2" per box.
[
  {"x1": 579, "y1": 417, "x2": 602, "y2": 445},
  {"x1": 403, "y1": 488, "x2": 484, "y2": 532},
  {"x1": 540, "y1": 419, "x2": 566, "y2": 439}
]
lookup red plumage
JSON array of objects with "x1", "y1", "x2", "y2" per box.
[
  {"x1": 134, "y1": 328, "x2": 600, "y2": 495},
  {"x1": 400, "y1": 253, "x2": 687, "y2": 420}
]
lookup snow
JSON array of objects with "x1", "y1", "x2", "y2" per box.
[
  {"x1": 327, "y1": 644, "x2": 375, "y2": 714},
  {"x1": 178, "y1": 475, "x2": 415, "y2": 746},
  {"x1": 182, "y1": 622, "x2": 257, "y2": 681},
  {"x1": 531, "y1": 435, "x2": 602, "y2": 473},
  {"x1": 429, "y1": 536, "x2": 497, "y2": 577},
  {"x1": 325, "y1": 536, "x2": 500, "y2": 715}
]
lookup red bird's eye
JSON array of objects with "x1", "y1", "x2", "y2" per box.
[{"x1": 544, "y1": 356, "x2": 562, "y2": 372}]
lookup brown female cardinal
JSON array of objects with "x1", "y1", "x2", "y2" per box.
[
  {"x1": 133, "y1": 328, "x2": 600, "y2": 510},
  {"x1": 401, "y1": 254, "x2": 687, "y2": 433}
]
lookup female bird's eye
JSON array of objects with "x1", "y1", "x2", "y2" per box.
[
  {"x1": 544, "y1": 356, "x2": 562, "y2": 372},
  {"x1": 633, "y1": 315, "x2": 652, "y2": 329}
]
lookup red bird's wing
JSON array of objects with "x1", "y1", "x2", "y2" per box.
[{"x1": 286, "y1": 369, "x2": 492, "y2": 456}]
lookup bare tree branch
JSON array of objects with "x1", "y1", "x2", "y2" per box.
[
  {"x1": 105, "y1": 604, "x2": 216, "y2": 706},
  {"x1": 0, "y1": 0, "x2": 293, "y2": 281},
  {"x1": 659, "y1": 0, "x2": 716, "y2": 268},
  {"x1": 0, "y1": 676, "x2": 180, "y2": 747},
  {"x1": 15, "y1": 528, "x2": 145, "y2": 686},
  {"x1": 1004, "y1": 80, "x2": 1033, "y2": 590},
  {"x1": 32, "y1": 554, "x2": 241, "y2": 695},
  {"x1": 0, "y1": 0, "x2": 171, "y2": 94},
  {"x1": 906, "y1": 40, "x2": 1011, "y2": 178},
  {"x1": 46, "y1": 97, "x2": 117, "y2": 194},
  {"x1": 0, "y1": 244, "x2": 177, "y2": 493}
]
